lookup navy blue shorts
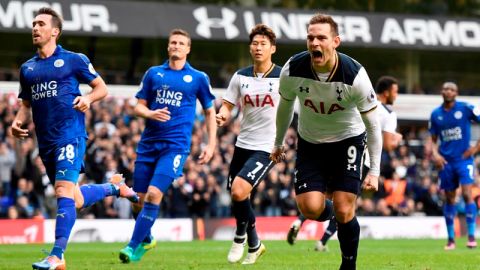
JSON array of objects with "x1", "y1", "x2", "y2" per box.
[
  {"x1": 227, "y1": 147, "x2": 274, "y2": 190},
  {"x1": 295, "y1": 133, "x2": 367, "y2": 195}
]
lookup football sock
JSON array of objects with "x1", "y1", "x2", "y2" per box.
[
  {"x1": 465, "y1": 202, "x2": 477, "y2": 239},
  {"x1": 247, "y1": 202, "x2": 259, "y2": 250},
  {"x1": 50, "y1": 197, "x2": 76, "y2": 258},
  {"x1": 443, "y1": 203, "x2": 456, "y2": 242},
  {"x1": 321, "y1": 215, "x2": 338, "y2": 245},
  {"x1": 298, "y1": 213, "x2": 307, "y2": 225},
  {"x1": 337, "y1": 216, "x2": 359, "y2": 270},
  {"x1": 316, "y1": 199, "x2": 334, "y2": 222},
  {"x1": 132, "y1": 210, "x2": 152, "y2": 243},
  {"x1": 128, "y1": 202, "x2": 159, "y2": 249},
  {"x1": 233, "y1": 199, "x2": 250, "y2": 242},
  {"x1": 80, "y1": 183, "x2": 115, "y2": 208}
]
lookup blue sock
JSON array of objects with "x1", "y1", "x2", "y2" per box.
[
  {"x1": 132, "y1": 209, "x2": 152, "y2": 243},
  {"x1": 80, "y1": 184, "x2": 116, "y2": 208},
  {"x1": 128, "y1": 202, "x2": 159, "y2": 249},
  {"x1": 50, "y1": 197, "x2": 76, "y2": 258},
  {"x1": 465, "y1": 202, "x2": 477, "y2": 239},
  {"x1": 443, "y1": 203, "x2": 456, "y2": 241}
]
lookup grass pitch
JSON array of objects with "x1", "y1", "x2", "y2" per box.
[{"x1": 0, "y1": 238, "x2": 477, "y2": 270}]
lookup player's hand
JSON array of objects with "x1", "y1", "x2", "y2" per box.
[
  {"x1": 148, "y1": 107, "x2": 171, "y2": 122},
  {"x1": 73, "y1": 96, "x2": 92, "y2": 112},
  {"x1": 362, "y1": 174, "x2": 379, "y2": 191},
  {"x1": 462, "y1": 146, "x2": 478, "y2": 159},
  {"x1": 433, "y1": 154, "x2": 447, "y2": 170},
  {"x1": 270, "y1": 145, "x2": 286, "y2": 163},
  {"x1": 215, "y1": 113, "x2": 227, "y2": 127},
  {"x1": 198, "y1": 144, "x2": 214, "y2": 165},
  {"x1": 11, "y1": 120, "x2": 29, "y2": 139},
  {"x1": 395, "y1": 132, "x2": 403, "y2": 144}
]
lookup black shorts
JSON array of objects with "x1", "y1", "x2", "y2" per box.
[
  {"x1": 295, "y1": 133, "x2": 367, "y2": 195},
  {"x1": 227, "y1": 146, "x2": 274, "y2": 190}
]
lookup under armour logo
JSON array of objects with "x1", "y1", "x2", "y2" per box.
[
  {"x1": 336, "y1": 87, "x2": 343, "y2": 101},
  {"x1": 269, "y1": 82, "x2": 273, "y2": 92},
  {"x1": 193, "y1": 7, "x2": 239, "y2": 39},
  {"x1": 347, "y1": 164, "x2": 357, "y2": 171},
  {"x1": 157, "y1": 72, "x2": 164, "y2": 77},
  {"x1": 241, "y1": 84, "x2": 249, "y2": 89},
  {"x1": 247, "y1": 172, "x2": 256, "y2": 180},
  {"x1": 298, "y1": 183, "x2": 307, "y2": 189},
  {"x1": 299, "y1": 86, "x2": 309, "y2": 93}
]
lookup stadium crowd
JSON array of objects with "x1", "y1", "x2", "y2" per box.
[{"x1": 1, "y1": 94, "x2": 480, "y2": 220}]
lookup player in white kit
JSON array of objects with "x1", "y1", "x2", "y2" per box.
[
  {"x1": 270, "y1": 14, "x2": 382, "y2": 270},
  {"x1": 216, "y1": 24, "x2": 281, "y2": 265}
]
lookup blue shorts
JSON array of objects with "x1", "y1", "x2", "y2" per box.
[
  {"x1": 227, "y1": 147, "x2": 274, "y2": 190},
  {"x1": 439, "y1": 158, "x2": 475, "y2": 191},
  {"x1": 133, "y1": 142, "x2": 188, "y2": 193},
  {"x1": 40, "y1": 137, "x2": 86, "y2": 184}
]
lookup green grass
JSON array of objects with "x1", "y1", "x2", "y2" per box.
[{"x1": 0, "y1": 238, "x2": 477, "y2": 270}]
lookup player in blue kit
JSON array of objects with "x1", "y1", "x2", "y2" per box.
[
  {"x1": 429, "y1": 82, "x2": 479, "y2": 250},
  {"x1": 119, "y1": 28, "x2": 217, "y2": 263},
  {"x1": 11, "y1": 7, "x2": 138, "y2": 270}
]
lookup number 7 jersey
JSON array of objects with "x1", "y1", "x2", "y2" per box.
[{"x1": 223, "y1": 65, "x2": 282, "y2": 153}]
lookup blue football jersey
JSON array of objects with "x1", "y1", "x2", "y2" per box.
[
  {"x1": 429, "y1": 101, "x2": 480, "y2": 162},
  {"x1": 136, "y1": 61, "x2": 215, "y2": 152},
  {"x1": 18, "y1": 45, "x2": 98, "y2": 150}
]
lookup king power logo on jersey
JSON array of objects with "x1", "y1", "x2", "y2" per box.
[
  {"x1": 0, "y1": 1, "x2": 118, "y2": 33},
  {"x1": 31, "y1": 80, "x2": 58, "y2": 101},
  {"x1": 156, "y1": 88, "x2": 183, "y2": 107}
]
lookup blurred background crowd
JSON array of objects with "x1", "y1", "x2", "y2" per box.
[{"x1": 1, "y1": 93, "x2": 480, "y2": 220}]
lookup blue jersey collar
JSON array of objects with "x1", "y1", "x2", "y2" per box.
[
  {"x1": 34, "y1": 45, "x2": 63, "y2": 60},
  {"x1": 161, "y1": 60, "x2": 191, "y2": 70}
]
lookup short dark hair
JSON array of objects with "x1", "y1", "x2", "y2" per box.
[
  {"x1": 36, "y1": 7, "x2": 63, "y2": 36},
  {"x1": 309, "y1": 14, "x2": 338, "y2": 36},
  {"x1": 375, "y1": 76, "x2": 398, "y2": 94},
  {"x1": 249, "y1": 24, "x2": 276, "y2": 45},
  {"x1": 169, "y1": 28, "x2": 191, "y2": 46}
]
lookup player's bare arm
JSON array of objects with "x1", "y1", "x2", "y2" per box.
[
  {"x1": 383, "y1": 131, "x2": 403, "y2": 152},
  {"x1": 199, "y1": 106, "x2": 217, "y2": 164},
  {"x1": 216, "y1": 100, "x2": 234, "y2": 127},
  {"x1": 270, "y1": 96, "x2": 294, "y2": 163},
  {"x1": 462, "y1": 140, "x2": 480, "y2": 159},
  {"x1": 360, "y1": 107, "x2": 382, "y2": 191},
  {"x1": 431, "y1": 134, "x2": 447, "y2": 169},
  {"x1": 73, "y1": 76, "x2": 108, "y2": 112},
  {"x1": 11, "y1": 100, "x2": 32, "y2": 139},
  {"x1": 134, "y1": 99, "x2": 171, "y2": 122}
]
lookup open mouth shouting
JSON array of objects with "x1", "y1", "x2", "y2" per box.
[{"x1": 311, "y1": 50, "x2": 323, "y2": 59}]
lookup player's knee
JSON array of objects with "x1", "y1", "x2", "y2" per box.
[
  {"x1": 300, "y1": 205, "x2": 324, "y2": 220},
  {"x1": 334, "y1": 206, "x2": 355, "y2": 223},
  {"x1": 145, "y1": 188, "x2": 163, "y2": 204},
  {"x1": 231, "y1": 187, "x2": 249, "y2": 202}
]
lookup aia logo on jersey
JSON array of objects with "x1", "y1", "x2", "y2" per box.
[
  {"x1": 244, "y1": 94, "x2": 274, "y2": 107},
  {"x1": 304, "y1": 99, "x2": 345, "y2": 114}
]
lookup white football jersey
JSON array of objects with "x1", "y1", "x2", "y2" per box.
[
  {"x1": 378, "y1": 103, "x2": 398, "y2": 133},
  {"x1": 223, "y1": 65, "x2": 281, "y2": 152},
  {"x1": 280, "y1": 51, "x2": 378, "y2": 143}
]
